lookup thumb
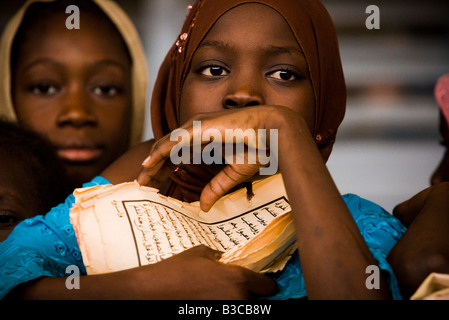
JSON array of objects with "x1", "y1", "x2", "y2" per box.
[{"x1": 188, "y1": 245, "x2": 223, "y2": 260}]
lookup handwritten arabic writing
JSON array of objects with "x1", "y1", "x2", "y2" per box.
[{"x1": 119, "y1": 198, "x2": 290, "y2": 265}]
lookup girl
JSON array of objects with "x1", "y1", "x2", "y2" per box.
[
  {"x1": 138, "y1": 0, "x2": 406, "y2": 299},
  {"x1": 0, "y1": 0, "x2": 147, "y2": 190},
  {"x1": 0, "y1": 0, "x2": 405, "y2": 300}
]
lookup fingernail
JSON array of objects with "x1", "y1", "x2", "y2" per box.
[{"x1": 142, "y1": 155, "x2": 151, "y2": 167}]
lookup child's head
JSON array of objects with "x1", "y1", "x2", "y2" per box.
[
  {"x1": 431, "y1": 74, "x2": 449, "y2": 185},
  {"x1": 0, "y1": 0, "x2": 147, "y2": 189},
  {"x1": 151, "y1": 0, "x2": 346, "y2": 198},
  {"x1": 152, "y1": 0, "x2": 345, "y2": 160},
  {"x1": 0, "y1": 119, "x2": 70, "y2": 241},
  {"x1": 179, "y1": 3, "x2": 316, "y2": 132}
]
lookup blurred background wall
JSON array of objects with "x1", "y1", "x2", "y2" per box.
[{"x1": 1, "y1": 0, "x2": 449, "y2": 212}]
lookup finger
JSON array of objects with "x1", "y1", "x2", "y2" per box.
[
  {"x1": 142, "y1": 124, "x2": 213, "y2": 170},
  {"x1": 207, "y1": 248, "x2": 224, "y2": 260},
  {"x1": 136, "y1": 167, "x2": 151, "y2": 186},
  {"x1": 141, "y1": 134, "x2": 175, "y2": 169},
  {"x1": 187, "y1": 244, "x2": 224, "y2": 260},
  {"x1": 200, "y1": 165, "x2": 258, "y2": 212},
  {"x1": 137, "y1": 160, "x2": 172, "y2": 187},
  {"x1": 137, "y1": 158, "x2": 166, "y2": 185},
  {"x1": 143, "y1": 111, "x2": 264, "y2": 172}
]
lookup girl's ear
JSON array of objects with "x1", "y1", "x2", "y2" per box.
[{"x1": 315, "y1": 133, "x2": 335, "y2": 163}]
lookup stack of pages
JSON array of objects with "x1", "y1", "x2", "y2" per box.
[{"x1": 70, "y1": 173, "x2": 297, "y2": 275}]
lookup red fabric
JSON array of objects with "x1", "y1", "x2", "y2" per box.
[{"x1": 435, "y1": 74, "x2": 449, "y2": 124}]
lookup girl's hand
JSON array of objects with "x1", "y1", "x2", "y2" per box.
[
  {"x1": 388, "y1": 182, "x2": 449, "y2": 297},
  {"x1": 136, "y1": 245, "x2": 277, "y2": 299},
  {"x1": 137, "y1": 106, "x2": 302, "y2": 211},
  {"x1": 10, "y1": 245, "x2": 277, "y2": 300},
  {"x1": 393, "y1": 182, "x2": 449, "y2": 227},
  {"x1": 392, "y1": 185, "x2": 433, "y2": 227}
]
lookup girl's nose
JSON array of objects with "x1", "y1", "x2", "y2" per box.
[
  {"x1": 57, "y1": 87, "x2": 98, "y2": 128},
  {"x1": 222, "y1": 76, "x2": 264, "y2": 109}
]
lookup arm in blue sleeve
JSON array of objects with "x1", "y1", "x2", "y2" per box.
[
  {"x1": 266, "y1": 193, "x2": 406, "y2": 300},
  {"x1": 345, "y1": 194, "x2": 406, "y2": 300},
  {"x1": 0, "y1": 176, "x2": 110, "y2": 299}
]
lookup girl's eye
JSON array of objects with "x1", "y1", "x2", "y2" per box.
[
  {"x1": 200, "y1": 66, "x2": 229, "y2": 77},
  {"x1": 93, "y1": 85, "x2": 120, "y2": 97},
  {"x1": 268, "y1": 70, "x2": 298, "y2": 81},
  {"x1": 31, "y1": 84, "x2": 59, "y2": 95}
]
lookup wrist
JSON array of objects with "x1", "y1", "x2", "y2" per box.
[{"x1": 262, "y1": 106, "x2": 310, "y2": 133}]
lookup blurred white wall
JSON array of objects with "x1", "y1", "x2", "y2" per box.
[
  {"x1": 322, "y1": 0, "x2": 449, "y2": 211},
  {"x1": 138, "y1": 0, "x2": 193, "y2": 140}
]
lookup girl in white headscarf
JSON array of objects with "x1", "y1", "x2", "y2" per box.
[{"x1": 0, "y1": 0, "x2": 147, "y2": 189}]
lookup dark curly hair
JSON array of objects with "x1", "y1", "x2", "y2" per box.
[{"x1": 0, "y1": 118, "x2": 71, "y2": 215}]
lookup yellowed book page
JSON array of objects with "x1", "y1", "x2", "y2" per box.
[
  {"x1": 70, "y1": 174, "x2": 293, "y2": 275},
  {"x1": 411, "y1": 272, "x2": 449, "y2": 300}
]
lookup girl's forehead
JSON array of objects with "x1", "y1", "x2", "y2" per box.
[
  {"x1": 198, "y1": 3, "x2": 302, "y2": 58},
  {"x1": 206, "y1": 3, "x2": 295, "y2": 40}
]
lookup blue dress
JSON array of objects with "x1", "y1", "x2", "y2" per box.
[{"x1": 0, "y1": 177, "x2": 406, "y2": 299}]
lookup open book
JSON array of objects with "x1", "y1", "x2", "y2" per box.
[{"x1": 70, "y1": 174, "x2": 297, "y2": 275}]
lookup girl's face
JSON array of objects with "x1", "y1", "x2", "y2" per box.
[
  {"x1": 180, "y1": 3, "x2": 315, "y2": 132},
  {"x1": 12, "y1": 11, "x2": 132, "y2": 188},
  {"x1": 431, "y1": 113, "x2": 449, "y2": 185}
]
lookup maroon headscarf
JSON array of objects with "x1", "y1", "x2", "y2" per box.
[{"x1": 151, "y1": 0, "x2": 346, "y2": 201}]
